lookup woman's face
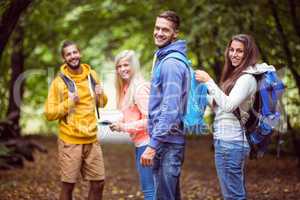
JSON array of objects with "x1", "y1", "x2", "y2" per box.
[
  {"x1": 229, "y1": 40, "x2": 245, "y2": 67},
  {"x1": 116, "y1": 58, "x2": 132, "y2": 82}
]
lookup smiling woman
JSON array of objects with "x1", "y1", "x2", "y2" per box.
[
  {"x1": 110, "y1": 50, "x2": 154, "y2": 200},
  {"x1": 229, "y1": 40, "x2": 245, "y2": 67},
  {"x1": 116, "y1": 58, "x2": 132, "y2": 81},
  {"x1": 195, "y1": 34, "x2": 264, "y2": 200}
]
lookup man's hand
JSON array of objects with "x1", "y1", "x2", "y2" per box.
[
  {"x1": 69, "y1": 92, "x2": 80, "y2": 104},
  {"x1": 95, "y1": 84, "x2": 103, "y2": 95},
  {"x1": 140, "y1": 146, "x2": 156, "y2": 167}
]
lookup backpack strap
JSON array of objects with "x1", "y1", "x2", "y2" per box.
[
  {"x1": 154, "y1": 52, "x2": 208, "y2": 134},
  {"x1": 88, "y1": 74, "x2": 100, "y2": 120},
  {"x1": 87, "y1": 73, "x2": 97, "y2": 97},
  {"x1": 153, "y1": 51, "x2": 191, "y2": 76},
  {"x1": 89, "y1": 74, "x2": 97, "y2": 93},
  {"x1": 59, "y1": 72, "x2": 100, "y2": 120},
  {"x1": 232, "y1": 73, "x2": 262, "y2": 159},
  {"x1": 59, "y1": 72, "x2": 96, "y2": 94},
  {"x1": 154, "y1": 51, "x2": 193, "y2": 96},
  {"x1": 153, "y1": 51, "x2": 192, "y2": 114},
  {"x1": 59, "y1": 72, "x2": 77, "y2": 93}
]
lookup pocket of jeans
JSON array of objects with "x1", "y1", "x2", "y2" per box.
[
  {"x1": 168, "y1": 149, "x2": 183, "y2": 177},
  {"x1": 169, "y1": 160, "x2": 181, "y2": 177}
]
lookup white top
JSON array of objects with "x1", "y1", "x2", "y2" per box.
[{"x1": 206, "y1": 63, "x2": 276, "y2": 141}]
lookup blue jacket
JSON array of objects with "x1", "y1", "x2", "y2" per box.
[{"x1": 148, "y1": 40, "x2": 189, "y2": 149}]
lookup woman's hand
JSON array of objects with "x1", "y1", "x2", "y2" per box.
[
  {"x1": 140, "y1": 146, "x2": 156, "y2": 167},
  {"x1": 195, "y1": 70, "x2": 212, "y2": 83},
  {"x1": 109, "y1": 122, "x2": 124, "y2": 132}
]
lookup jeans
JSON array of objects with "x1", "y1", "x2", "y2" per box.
[
  {"x1": 152, "y1": 143, "x2": 185, "y2": 200},
  {"x1": 214, "y1": 139, "x2": 250, "y2": 200},
  {"x1": 136, "y1": 145, "x2": 155, "y2": 200}
]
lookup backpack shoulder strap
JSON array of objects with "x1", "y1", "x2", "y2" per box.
[
  {"x1": 232, "y1": 72, "x2": 261, "y2": 123},
  {"x1": 88, "y1": 73, "x2": 97, "y2": 92},
  {"x1": 154, "y1": 52, "x2": 191, "y2": 77},
  {"x1": 59, "y1": 72, "x2": 76, "y2": 93},
  {"x1": 87, "y1": 73, "x2": 101, "y2": 120},
  {"x1": 163, "y1": 51, "x2": 191, "y2": 70}
]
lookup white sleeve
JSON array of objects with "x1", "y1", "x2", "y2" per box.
[
  {"x1": 206, "y1": 94, "x2": 213, "y2": 108},
  {"x1": 206, "y1": 74, "x2": 257, "y2": 112}
]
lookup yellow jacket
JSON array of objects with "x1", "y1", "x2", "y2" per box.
[{"x1": 44, "y1": 64, "x2": 107, "y2": 144}]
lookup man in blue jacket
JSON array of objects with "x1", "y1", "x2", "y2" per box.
[{"x1": 141, "y1": 10, "x2": 189, "y2": 200}]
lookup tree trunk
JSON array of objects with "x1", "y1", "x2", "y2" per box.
[
  {"x1": 211, "y1": 27, "x2": 222, "y2": 83},
  {"x1": 288, "y1": 0, "x2": 300, "y2": 39},
  {"x1": 6, "y1": 23, "x2": 25, "y2": 138},
  {"x1": 213, "y1": 47, "x2": 222, "y2": 83},
  {"x1": 0, "y1": 0, "x2": 32, "y2": 61},
  {"x1": 194, "y1": 35, "x2": 203, "y2": 70},
  {"x1": 268, "y1": 0, "x2": 300, "y2": 95},
  {"x1": 248, "y1": 8, "x2": 269, "y2": 63}
]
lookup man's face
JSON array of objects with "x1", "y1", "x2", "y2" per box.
[
  {"x1": 153, "y1": 17, "x2": 178, "y2": 48},
  {"x1": 62, "y1": 45, "x2": 81, "y2": 70}
]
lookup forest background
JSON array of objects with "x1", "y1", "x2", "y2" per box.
[{"x1": 0, "y1": 0, "x2": 300, "y2": 199}]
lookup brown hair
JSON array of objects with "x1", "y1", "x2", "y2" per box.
[
  {"x1": 60, "y1": 40, "x2": 79, "y2": 57},
  {"x1": 158, "y1": 10, "x2": 180, "y2": 30},
  {"x1": 220, "y1": 34, "x2": 260, "y2": 95}
]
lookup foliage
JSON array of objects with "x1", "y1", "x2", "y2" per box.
[
  {"x1": 0, "y1": 144, "x2": 11, "y2": 157},
  {"x1": 0, "y1": 0, "x2": 299, "y2": 133}
]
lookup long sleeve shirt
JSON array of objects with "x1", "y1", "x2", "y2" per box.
[
  {"x1": 207, "y1": 74, "x2": 257, "y2": 141},
  {"x1": 119, "y1": 81, "x2": 150, "y2": 147}
]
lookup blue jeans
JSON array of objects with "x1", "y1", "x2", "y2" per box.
[
  {"x1": 136, "y1": 145, "x2": 155, "y2": 200},
  {"x1": 214, "y1": 139, "x2": 250, "y2": 200},
  {"x1": 152, "y1": 143, "x2": 185, "y2": 200}
]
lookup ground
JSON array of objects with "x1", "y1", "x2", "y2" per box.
[{"x1": 0, "y1": 135, "x2": 299, "y2": 200}]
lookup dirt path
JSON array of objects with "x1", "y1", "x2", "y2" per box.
[{"x1": 0, "y1": 136, "x2": 299, "y2": 200}]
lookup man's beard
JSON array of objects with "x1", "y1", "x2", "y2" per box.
[
  {"x1": 67, "y1": 59, "x2": 81, "y2": 70},
  {"x1": 155, "y1": 36, "x2": 173, "y2": 49}
]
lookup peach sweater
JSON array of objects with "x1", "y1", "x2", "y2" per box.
[{"x1": 119, "y1": 81, "x2": 150, "y2": 147}]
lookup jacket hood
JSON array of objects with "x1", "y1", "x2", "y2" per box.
[
  {"x1": 243, "y1": 63, "x2": 276, "y2": 75},
  {"x1": 60, "y1": 63, "x2": 91, "y2": 82},
  {"x1": 156, "y1": 40, "x2": 187, "y2": 60}
]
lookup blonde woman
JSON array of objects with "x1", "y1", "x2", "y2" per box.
[{"x1": 110, "y1": 50, "x2": 154, "y2": 200}]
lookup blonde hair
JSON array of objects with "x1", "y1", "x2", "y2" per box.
[{"x1": 114, "y1": 50, "x2": 145, "y2": 109}]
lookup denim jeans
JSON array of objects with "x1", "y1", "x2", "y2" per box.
[
  {"x1": 214, "y1": 139, "x2": 250, "y2": 200},
  {"x1": 152, "y1": 143, "x2": 185, "y2": 200},
  {"x1": 136, "y1": 145, "x2": 155, "y2": 200}
]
